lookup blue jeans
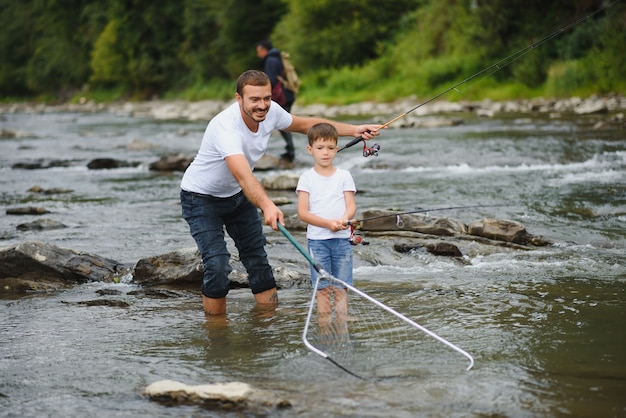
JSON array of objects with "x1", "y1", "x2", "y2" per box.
[
  {"x1": 180, "y1": 189, "x2": 276, "y2": 298},
  {"x1": 307, "y1": 238, "x2": 353, "y2": 289}
]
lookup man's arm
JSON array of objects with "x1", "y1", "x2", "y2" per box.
[
  {"x1": 225, "y1": 154, "x2": 283, "y2": 230},
  {"x1": 287, "y1": 115, "x2": 382, "y2": 139}
]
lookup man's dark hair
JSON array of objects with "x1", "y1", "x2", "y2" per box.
[
  {"x1": 256, "y1": 40, "x2": 273, "y2": 51},
  {"x1": 236, "y1": 70, "x2": 270, "y2": 96}
]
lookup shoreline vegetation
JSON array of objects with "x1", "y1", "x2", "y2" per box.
[{"x1": 2, "y1": 2, "x2": 624, "y2": 111}]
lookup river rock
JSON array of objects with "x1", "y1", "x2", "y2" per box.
[
  {"x1": 122, "y1": 139, "x2": 156, "y2": 150},
  {"x1": 28, "y1": 185, "x2": 74, "y2": 194},
  {"x1": 6, "y1": 206, "x2": 50, "y2": 215},
  {"x1": 132, "y1": 246, "x2": 310, "y2": 290},
  {"x1": 574, "y1": 98, "x2": 609, "y2": 115},
  {"x1": 283, "y1": 214, "x2": 307, "y2": 230},
  {"x1": 394, "y1": 241, "x2": 463, "y2": 257},
  {"x1": 12, "y1": 159, "x2": 75, "y2": 169},
  {"x1": 149, "y1": 153, "x2": 193, "y2": 171},
  {"x1": 72, "y1": 299, "x2": 131, "y2": 308},
  {"x1": 255, "y1": 154, "x2": 294, "y2": 171},
  {"x1": 0, "y1": 242, "x2": 130, "y2": 293},
  {"x1": 399, "y1": 116, "x2": 465, "y2": 128},
  {"x1": 16, "y1": 218, "x2": 67, "y2": 231},
  {"x1": 355, "y1": 209, "x2": 467, "y2": 236},
  {"x1": 1, "y1": 128, "x2": 32, "y2": 138},
  {"x1": 133, "y1": 247, "x2": 203, "y2": 286},
  {"x1": 87, "y1": 158, "x2": 141, "y2": 169},
  {"x1": 261, "y1": 173, "x2": 300, "y2": 190},
  {"x1": 425, "y1": 242, "x2": 463, "y2": 257},
  {"x1": 467, "y1": 218, "x2": 534, "y2": 245},
  {"x1": 143, "y1": 379, "x2": 291, "y2": 410}
]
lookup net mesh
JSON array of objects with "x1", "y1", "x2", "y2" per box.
[{"x1": 303, "y1": 273, "x2": 474, "y2": 379}]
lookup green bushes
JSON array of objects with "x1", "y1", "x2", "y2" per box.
[{"x1": 0, "y1": 0, "x2": 623, "y2": 102}]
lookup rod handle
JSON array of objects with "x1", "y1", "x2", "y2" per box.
[{"x1": 337, "y1": 135, "x2": 364, "y2": 153}]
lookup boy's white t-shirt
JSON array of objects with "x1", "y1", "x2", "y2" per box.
[
  {"x1": 181, "y1": 101, "x2": 293, "y2": 197},
  {"x1": 296, "y1": 167, "x2": 356, "y2": 240}
]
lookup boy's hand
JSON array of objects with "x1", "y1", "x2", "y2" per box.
[{"x1": 329, "y1": 220, "x2": 348, "y2": 232}]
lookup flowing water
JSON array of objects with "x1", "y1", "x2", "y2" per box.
[{"x1": 1, "y1": 107, "x2": 625, "y2": 417}]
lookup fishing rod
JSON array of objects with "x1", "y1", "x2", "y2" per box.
[
  {"x1": 347, "y1": 204, "x2": 502, "y2": 229},
  {"x1": 338, "y1": 0, "x2": 622, "y2": 155}
]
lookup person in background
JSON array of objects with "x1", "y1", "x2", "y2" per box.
[
  {"x1": 180, "y1": 70, "x2": 381, "y2": 315},
  {"x1": 256, "y1": 40, "x2": 296, "y2": 162},
  {"x1": 296, "y1": 123, "x2": 356, "y2": 322}
]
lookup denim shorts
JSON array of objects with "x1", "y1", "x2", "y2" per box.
[
  {"x1": 307, "y1": 238, "x2": 353, "y2": 289},
  {"x1": 180, "y1": 189, "x2": 276, "y2": 298}
]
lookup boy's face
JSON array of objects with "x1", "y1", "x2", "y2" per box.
[{"x1": 307, "y1": 137, "x2": 338, "y2": 168}]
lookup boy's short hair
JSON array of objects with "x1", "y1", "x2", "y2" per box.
[
  {"x1": 307, "y1": 123, "x2": 338, "y2": 146},
  {"x1": 237, "y1": 70, "x2": 270, "y2": 96}
]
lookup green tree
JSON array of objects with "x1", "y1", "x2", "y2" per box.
[
  {"x1": 180, "y1": 0, "x2": 224, "y2": 83},
  {"x1": 272, "y1": 0, "x2": 422, "y2": 71},
  {"x1": 213, "y1": 0, "x2": 288, "y2": 78},
  {"x1": 1, "y1": 0, "x2": 623, "y2": 100},
  {"x1": 0, "y1": 0, "x2": 107, "y2": 97},
  {"x1": 0, "y1": 1, "x2": 35, "y2": 95},
  {"x1": 90, "y1": 0, "x2": 187, "y2": 95}
]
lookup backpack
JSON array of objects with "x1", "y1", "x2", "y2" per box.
[{"x1": 278, "y1": 51, "x2": 301, "y2": 95}]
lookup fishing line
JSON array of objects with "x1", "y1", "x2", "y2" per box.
[
  {"x1": 348, "y1": 204, "x2": 503, "y2": 228},
  {"x1": 338, "y1": 0, "x2": 623, "y2": 154},
  {"x1": 277, "y1": 223, "x2": 474, "y2": 379}
]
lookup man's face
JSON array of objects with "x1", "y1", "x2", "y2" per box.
[
  {"x1": 237, "y1": 84, "x2": 272, "y2": 124},
  {"x1": 256, "y1": 45, "x2": 268, "y2": 59}
]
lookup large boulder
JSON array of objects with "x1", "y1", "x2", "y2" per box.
[
  {"x1": 132, "y1": 247, "x2": 310, "y2": 290},
  {"x1": 355, "y1": 209, "x2": 467, "y2": 236},
  {"x1": 132, "y1": 247, "x2": 203, "y2": 286},
  {"x1": 467, "y1": 218, "x2": 534, "y2": 245},
  {"x1": 0, "y1": 242, "x2": 130, "y2": 293}
]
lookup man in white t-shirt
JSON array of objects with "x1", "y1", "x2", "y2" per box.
[{"x1": 180, "y1": 70, "x2": 381, "y2": 315}]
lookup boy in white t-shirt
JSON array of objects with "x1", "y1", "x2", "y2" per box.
[{"x1": 296, "y1": 123, "x2": 356, "y2": 319}]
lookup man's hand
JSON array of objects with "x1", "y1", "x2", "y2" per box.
[
  {"x1": 262, "y1": 202, "x2": 284, "y2": 230},
  {"x1": 356, "y1": 124, "x2": 385, "y2": 140}
]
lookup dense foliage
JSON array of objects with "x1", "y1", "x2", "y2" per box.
[{"x1": 0, "y1": 0, "x2": 623, "y2": 102}]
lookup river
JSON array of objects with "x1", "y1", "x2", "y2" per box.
[{"x1": 1, "y1": 105, "x2": 625, "y2": 417}]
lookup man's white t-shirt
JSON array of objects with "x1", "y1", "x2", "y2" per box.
[
  {"x1": 181, "y1": 101, "x2": 293, "y2": 197},
  {"x1": 296, "y1": 167, "x2": 356, "y2": 240}
]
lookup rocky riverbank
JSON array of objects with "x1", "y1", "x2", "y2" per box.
[{"x1": 2, "y1": 94, "x2": 625, "y2": 126}]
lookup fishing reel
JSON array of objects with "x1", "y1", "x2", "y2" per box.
[
  {"x1": 349, "y1": 224, "x2": 368, "y2": 245},
  {"x1": 362, "y1": 142, "x2": 381, "y2": 158}
]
